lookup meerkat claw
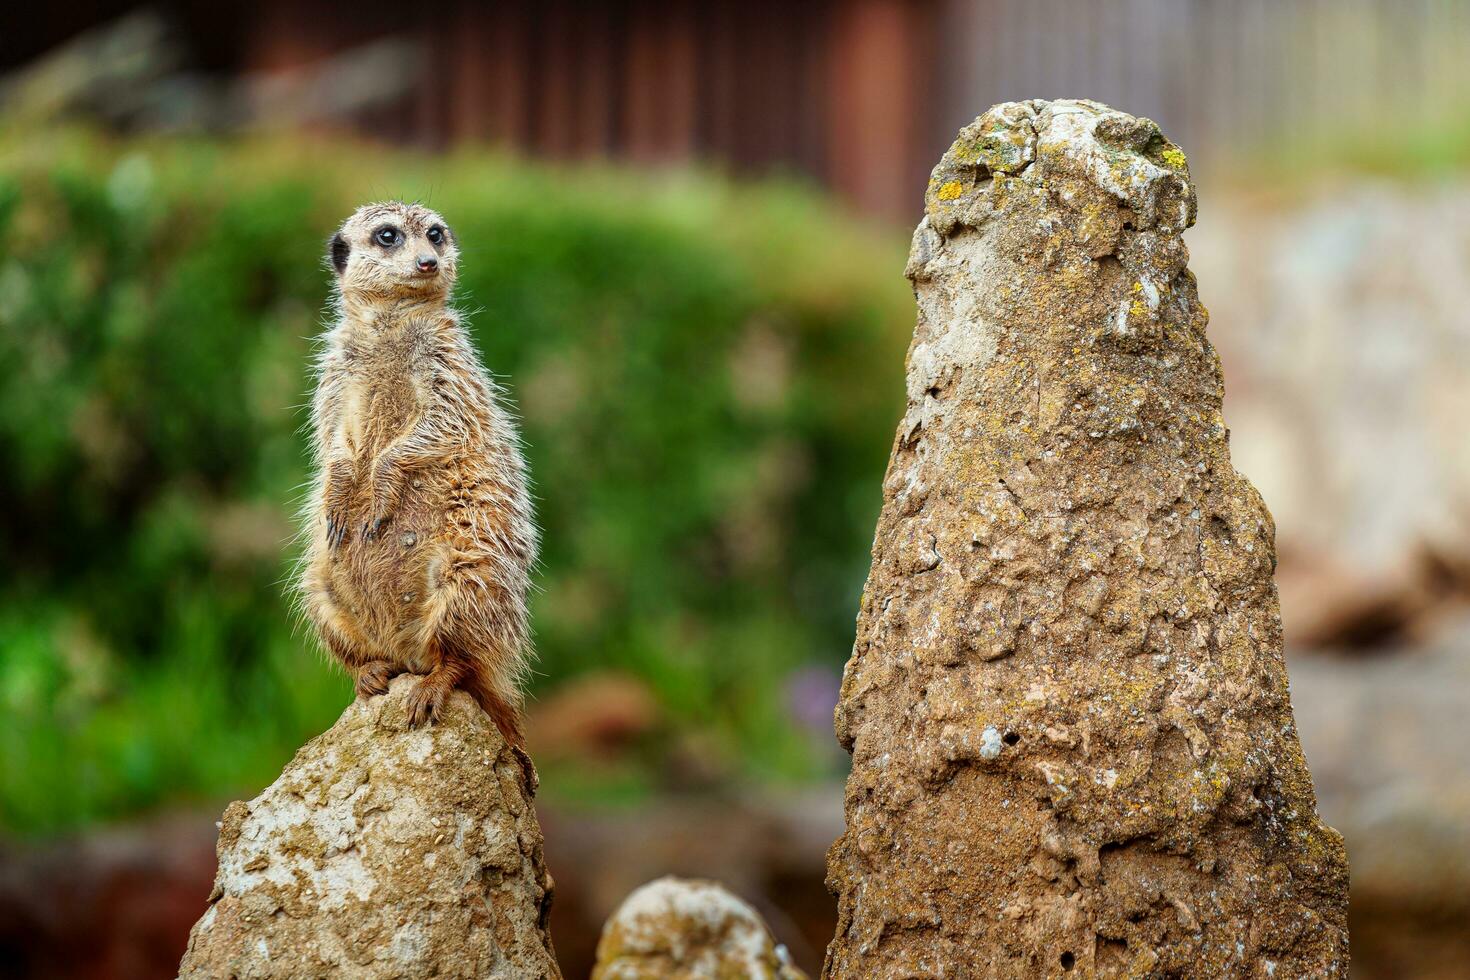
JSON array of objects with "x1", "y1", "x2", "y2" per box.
[
  {"x1": 355, "y1": 660, "x2": 398, "y2": 698},
  {"x1": 406, "y1": 678, "x2": 448, "y2": 728},
  {"x1": 326, "y1": 515, "x2": 349, "y2": 549}
]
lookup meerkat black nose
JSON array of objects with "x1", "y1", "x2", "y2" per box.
[{"x1": 417, "y1": 255, "x2": 438, "y2": 273}]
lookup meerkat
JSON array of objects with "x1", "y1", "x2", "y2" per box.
[{"x1": 298, "y1": 201, "x2": 536, "y2": 745}]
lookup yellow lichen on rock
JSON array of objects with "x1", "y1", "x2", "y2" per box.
[{"x1": 936, "y1": 180, "x2": 965, "y2": 202}]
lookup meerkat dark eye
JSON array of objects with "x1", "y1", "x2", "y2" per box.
[
  {"x1": 374, "y1": 227, "x2": 402, "y2": 247},
  {"x1": 426, "y1": 225, "x2": 444, "y2": 245}
]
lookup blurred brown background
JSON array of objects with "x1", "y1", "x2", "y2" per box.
[{"x1": 3, "y1": 2, "x2": 1469, "y2": 978}]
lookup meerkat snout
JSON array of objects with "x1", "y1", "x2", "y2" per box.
[{"x1": 416, "y1": 254, "x2": 438, "y2": 273}]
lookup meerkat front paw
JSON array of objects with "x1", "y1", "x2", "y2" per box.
[
  {"x1": 405, "y1": 675, "x2": 451, "y2": 728},
  {"x1": 363, "y1": 461, "x2": 404, "y2": 540},
  {"x1": 326, "y1": 510, "x2": 352, "y2": 549},
  {"x1": 324, "y1": 460, "x2": 357, "y2": 550},
  {"x1": 361, "y1": 513, "x2": 392, "y2": 541},
  {"x1": 355, "y1": 660, "x2": 400, "y2": 698}
]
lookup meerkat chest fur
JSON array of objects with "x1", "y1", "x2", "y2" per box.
[
  {"x1": 319, "y1": 318, "x2": 444, "y2": 656},
  {"x1": 333, "y1": 320, "x2": 431, "y2": 462}
]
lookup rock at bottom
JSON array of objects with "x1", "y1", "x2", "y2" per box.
[
  {"x1": 178, "y1": 674, "x2": 560, "y2": 979},
  {"x1": 593, "y1": 876, "x2": 807, "y2": 979}
]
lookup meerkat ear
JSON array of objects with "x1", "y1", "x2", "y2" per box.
[{"x1": 329, "y1": 233, "x2": 350, "y2": 275}]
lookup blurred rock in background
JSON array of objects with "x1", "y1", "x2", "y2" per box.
[
  {"x1": 1292, "y1": 615, "x2": 1470, "y2": 980},
  {"x1": 526, "y1": 672, "x2": 661, "y2": 764},
  {"x1": 1190, "y1": 185, "x2": 1470, "y2": 650},
  {"x1": 591, "y1": 876, "x2": 807, "y2": 979}
]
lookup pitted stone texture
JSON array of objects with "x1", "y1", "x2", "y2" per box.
[
  {"x1": 824, "y1": 100, "x2": 1349, "y2": 979},
  {"x1": 593, "y1": 876, "x2": 807, "y2": 980},
  {"x1": 178, "y1": 675, "x2": 560, "y2": 979}
]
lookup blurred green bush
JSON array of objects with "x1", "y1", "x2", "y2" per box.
[{"x1": 0, "y1": 131, "x2": 910, "y2": 834}]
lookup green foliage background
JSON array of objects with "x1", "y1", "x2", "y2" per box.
[{"x1": 0, "y1": 132, "x2": 911, "y2": 834}]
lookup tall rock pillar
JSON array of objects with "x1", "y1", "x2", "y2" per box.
[{"x1": 824, "y1": 100, "x2": 1349, "y2": 978}]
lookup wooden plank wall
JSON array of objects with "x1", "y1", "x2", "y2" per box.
[
  {"x1": 237, "y1": 0, "x2": 943, "y2": 221},
  {"x1": 230, "y1": 0, "x2": 1470, "y2": 216},
  {"x1": 939, "y1": 0, "x2": 1470, "y2": 174}
]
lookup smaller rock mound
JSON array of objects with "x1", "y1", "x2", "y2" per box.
[
  {"x1": 178, "y1": 674, "x2": 559, "y2": 979},
  {"x1": 592, "y1": 876, "x2": 806, "y2": 979}
]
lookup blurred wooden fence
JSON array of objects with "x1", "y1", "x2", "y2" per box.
[
  {"x1": 236, "y1": 0, "x2": 942, "y2": 221},
  {"x1": 9, "y1": 1, "x2": 1470, "y2": 218},
  {"x1": 239, "y1": 0, "x2": 1470, "y2": 213},
  {"x1": 941, "y1": 0, "x2": 1470, "y2": 170}
]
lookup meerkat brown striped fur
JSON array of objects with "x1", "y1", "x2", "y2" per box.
[{"x1": 298, "y1": 202, "x2": 536, "y2": 744}]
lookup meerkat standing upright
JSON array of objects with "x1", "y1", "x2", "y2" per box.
[{"x1": 299, "y1": 201, "x2": 536, "y2": 744}]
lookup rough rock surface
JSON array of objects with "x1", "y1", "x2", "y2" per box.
[
  {"x1": 824, "y1": 100, "x2": 1349, "y2": 978},
  {"x1": 592, "y1": 876, "x2": 807, "y2": 980},
  {"x1": 177, "y1": 675, "x2": 560, "y2": 979}
]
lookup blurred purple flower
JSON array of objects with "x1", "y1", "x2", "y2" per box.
[{"x1": 785, "y1": 664, "x2": 840, "y2": 733}]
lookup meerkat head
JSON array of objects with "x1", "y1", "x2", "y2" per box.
[{"x1": 328, "y1": 201, "x2": 459, "y2": 303}]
